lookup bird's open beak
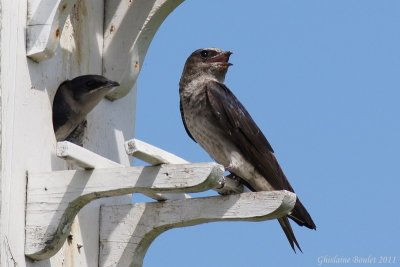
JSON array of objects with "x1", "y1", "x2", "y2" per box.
[{"x1": 208, "y1": 51, "x2": 233, "y2": 66}]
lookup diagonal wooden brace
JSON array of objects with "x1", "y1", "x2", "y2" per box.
[{"x1": 99, "y1": 190, "x2": 296, "y2": 267}]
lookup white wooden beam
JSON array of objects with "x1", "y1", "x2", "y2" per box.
[
  {"x1": 25, "y1": 163, "x2": 224, "y2": 260},
  {"x1": 103, "y1": 0, "x2": 185, "y2": 100},
  {"x1": 126, "y1": 138, "x2": 245, "y2": 196},
  {"x1": 57, "y1": 141, "x2": 123, "y2": 169},
  {"x1": 99, "y1": 190, "x2": 296, "y2": 267},
  {"x1": 26, "y1": 0, "x2": 77, "y2": 61},
  {"x1": 125, "y1": 139, "x2": 189, "y2": 165},
  {"x1": 125, "y1": 139, "x2": 195, "y2": 200}
]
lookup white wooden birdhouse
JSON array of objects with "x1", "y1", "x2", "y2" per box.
[{"x1": 0, "y1": 1, "x2": 296, "y2": 266}]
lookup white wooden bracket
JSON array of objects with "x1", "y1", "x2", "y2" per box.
[
  {"x1": 25, "y1": 140, "x2": 296, "y2": 264},
  {"x1": 102, "y1": 0, "x2": 184, "y2": 100},
  {"x1": 99, "y1": 190, "x2": 296, "y2": 267},
  {"x1": 25, "y1": 142, "x2": 224, "y2": 260},
  {"x1": 26, "y1": 0, "x2": 76, "y2": 62}
]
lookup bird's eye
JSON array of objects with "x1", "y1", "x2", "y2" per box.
[
  {"x1": 200, "y1": 50, "x2": 209, "y2": 59},
  {"x1": 86, "y1": 81, "x2": 96, "y2": 87}
]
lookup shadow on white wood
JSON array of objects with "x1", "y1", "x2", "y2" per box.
[
  {"x1": 103, "y1": 0, "x2": 184, "y2": 100},
  {"x1": 25, "y1": 141, "x2": 224, "y2": 260},
  {"x1": 99, "y1": 190, "x2": 296, "y2": 267}
]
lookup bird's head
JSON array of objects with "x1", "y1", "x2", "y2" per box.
[
  {"x1": 68, "y1": 75, "x2": 120, "y2": 103},
  {"x1": 180, "y1": 48, "x2": 232, "y2": 84},
  {"x1": 52, "y1": 75, "x2": 120, "y2": 141}
]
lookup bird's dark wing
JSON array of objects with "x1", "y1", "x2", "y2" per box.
[
  {"x1": 179, "y1": 98, "x2": 196, "y2": 142},
  {"x1": 205, "y1": 79, "x2": 280, "y2": 183},
  {"x1": 52, "y1": 84, "x2": 71, "y2": 132},
  {"x1": 204, "y1": 80, "x2": 293, "y2": 190}
]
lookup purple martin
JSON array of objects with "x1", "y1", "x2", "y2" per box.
[
  {"x1": 52, "y1": 75, "x2": 119, "y2": 141},
  {"x1": 179, "y1": 48, "x2": 316, "y2": 252}
]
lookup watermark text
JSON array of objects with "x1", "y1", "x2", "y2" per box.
[{"x1": 317, "y1": 255, "x2": 397, "y2": 265}]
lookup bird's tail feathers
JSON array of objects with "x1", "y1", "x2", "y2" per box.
[
  {"x1": 278, "y1": 216, "x2": 302, "y2": 253},
  {"x1": 289, "y1": 199, "x2": 316, "y2": 230}
]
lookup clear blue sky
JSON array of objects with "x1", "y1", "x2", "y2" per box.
[{"x1": 135, "y1": 1, "x2": 400, "y2": 266}]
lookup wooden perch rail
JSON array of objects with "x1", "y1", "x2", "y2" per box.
[
  {"x1": 99, "y1": 190, "x2": 297, "y2": 267},
  {"x1": 25, "y1": 161, "x2": 224, "y2": 260}
]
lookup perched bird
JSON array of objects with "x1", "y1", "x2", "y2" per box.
[
  {"x1": 52, "y1": 75, "x2": 119, "y2": 141},
  {"x1": 179, "y1": 48, "x2": 316, "y2": 252}
]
